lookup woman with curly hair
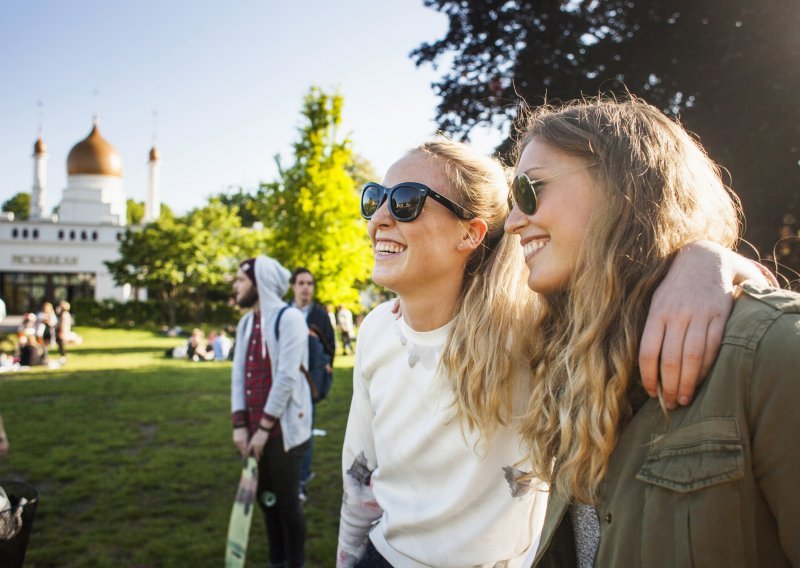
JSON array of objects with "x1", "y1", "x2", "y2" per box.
[{"x1": 505, "y1": 97, "x2": 799, "y2": 566}]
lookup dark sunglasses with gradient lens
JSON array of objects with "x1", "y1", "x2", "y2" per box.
[
  {"x1": 509, "y1": 163, "x2": 598, "y2": 216},
  {"x1": 360, "y1": 182, "x2": 475, "y2": 222}
]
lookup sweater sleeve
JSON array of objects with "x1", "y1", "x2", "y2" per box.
[
  {"x1": 749, "y1": 310, "x2": 800, "y2": 564},
  {"x1": 337, "y1": 343, "x2": 381, "y2": 567},
  {"x1": 230, "y1": 315, "x2": 249, "y2": 415},
  {"x1": 264, "y1": 307, "x2": 308, "y2": 419}
]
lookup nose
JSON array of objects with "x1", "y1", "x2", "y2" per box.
[
  {"x1": 368, "y1": 195, "x2": 394, "y2": 230},
  {"x1": 504, "y1": 204, "x2": 528, "y2": 235}
]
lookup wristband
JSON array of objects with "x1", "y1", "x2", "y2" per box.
[
  {"x1": 258, "y1": 423, "x2": 274, "y2": 433},
  {"x1": 233, "y1": 423, "x2": 247, "y2": 430}
]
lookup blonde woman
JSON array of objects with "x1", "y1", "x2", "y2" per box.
[
  {"x1": 505, "y1": 98, "x2": 799, "y2": 566},
  {"x1": 337, "y1": 138, "x2": 766, "y2": 567}
]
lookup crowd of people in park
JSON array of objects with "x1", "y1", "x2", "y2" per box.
[
  {"x1": 165, "y1": 327, "x2": 234, "y2": 361},
  {"x1": 0, "y1": 300, "x2": 80, "y2": 372}
]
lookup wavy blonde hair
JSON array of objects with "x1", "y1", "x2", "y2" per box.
[
  {"x1": 517, "y1": 98, "x2": 742, "y2": 504},
  {"x1": 412, "y1": 139, "x2": 539, "y2": 436}
]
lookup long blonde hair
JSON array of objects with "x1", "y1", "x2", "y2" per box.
[
  {"x1": 414, "y1": 139, "x2": 538, "y2": 436},
  {"x1": 517, "y1": 98, "x2": 741, "y2": 504}
]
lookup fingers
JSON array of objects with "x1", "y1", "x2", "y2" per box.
[
  {"x1": 699, "y1": 315, "x2": 727, "y2": 380},
  {"x1": 657, "y1": 316, "x2": 690, "y2": 410},
  {"x1": 639, "y1": 314, "x2": 666, "y2": 398},
  {"x1": 673, "y1": 319, "x2": 709, "y2": 407},
  {"x1": 248, "y1": 441, "x2": 263, "y2": 462}
]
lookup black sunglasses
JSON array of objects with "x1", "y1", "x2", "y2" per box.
[
  {"x1": 360, "y1": 182, "x2": 476, "y2": 222},
  {"x1": 509, "y1": 163, "x2": 598, "y2": 215}
]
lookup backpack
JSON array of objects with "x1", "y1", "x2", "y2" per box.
[{"x1": 275, "y1": 305, "x2": 333, "y2": 402}]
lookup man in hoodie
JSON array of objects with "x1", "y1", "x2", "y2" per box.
[{"x1": 231, "y1": 255, "x2": 312, "y2": 568}]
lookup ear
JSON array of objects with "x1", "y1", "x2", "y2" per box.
[{"x1": 459, "y1": 217, "x2": 489, "y2": 252}]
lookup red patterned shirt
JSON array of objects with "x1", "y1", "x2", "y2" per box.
[{"x1": 232, "y1": 313, "x2": 281, "y2": 438}]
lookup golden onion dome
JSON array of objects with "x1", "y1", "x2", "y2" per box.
[
  {"x1": 33, "y1": 137, "x2": 47, "y2": 155},
  {"x1": 67, "y1": 121, "x2": 123, "y2": 177},
  {"x1": 149, "y1": 146, "x2": 160, "y2": 162}
]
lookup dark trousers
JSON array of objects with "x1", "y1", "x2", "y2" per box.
[
  {"x1": 354, "y1": 539, "x2": 394, "y2": 567},
  {"x1": 258, "y1": 435, "x2": 309, "y2": 568},
  {"x1": 300, "y1": 404, "x2": 317, "y2": 485}
]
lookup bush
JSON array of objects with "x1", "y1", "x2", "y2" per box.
[{"x1": 72, "y1": 297, "x2": 238, "y2": 329}]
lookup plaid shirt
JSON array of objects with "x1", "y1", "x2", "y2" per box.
[{"x1": 232, "y1": 314, "x2": 281, "y2": 438}]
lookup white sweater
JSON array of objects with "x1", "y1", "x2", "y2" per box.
[{"x1": 337, "y1": 302, "x2": 547, "y2": 568}]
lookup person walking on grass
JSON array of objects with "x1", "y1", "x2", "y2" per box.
[
  {"x1": 231, "y1": 255, "x2": 312, "y2": 568},
  {"x1": 289, "y1": 267, "x2": 336, "y2": 501}
]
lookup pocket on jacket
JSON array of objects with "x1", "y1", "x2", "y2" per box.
[{"x1": 636, "y1": 417, "x2": 746, "y2": 567}]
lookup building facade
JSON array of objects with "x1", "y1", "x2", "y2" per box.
[{"x1": 0, "y1": 119, "x2": 160, "y2": 314}]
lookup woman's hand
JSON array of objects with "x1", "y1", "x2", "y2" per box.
[
  {"x1": 233, "y1": 427, "x2": 249, "y2": 458},
  {"x1": 640, "y1": 241, "x2": 774, "y2": 409}
]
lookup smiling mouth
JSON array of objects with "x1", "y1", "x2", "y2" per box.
[
  {"x1": 374, "y1": 241, "x2": 407, "y2": 256},
  {"x1": 523, "y1": 239, "x2": 550, "y2": 257}
]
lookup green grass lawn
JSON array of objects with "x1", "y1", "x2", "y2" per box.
[{"x1": 0, "y1": 327, "x2": 354, "y2": 567}]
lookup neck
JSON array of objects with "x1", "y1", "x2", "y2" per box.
[
  {"x1": 398, "y1": 276, "x2": 463, "y2": 332},
  {"x1": 295, "y1": 298, "x2": 312, "y2": 309}
]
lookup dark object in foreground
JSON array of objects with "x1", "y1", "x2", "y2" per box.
[{"x1": 0, "y1": 480, "x2": 39, "y2": 568}]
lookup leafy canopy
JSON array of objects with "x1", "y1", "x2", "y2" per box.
[{"x1": 256, "y1": 87, "x2": 373, "y2": 307}]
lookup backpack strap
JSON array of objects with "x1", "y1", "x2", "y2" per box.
[
  {"x1": 273, "y1": 304, "x2": 319, "y2": 402},
  {"x1": 274, "y1": 304, "x2": 291, "y2": 341}
]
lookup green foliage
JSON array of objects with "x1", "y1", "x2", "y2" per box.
[
  {"x1": 126, "y1": 199, "x2": 145, "y2": 225},
  {"x1": 0, "y1": 326, "x2": 354, "y2": 566},
  {"x1": 215, "y1": 187, "x2": 260, "y2": 227},
  {"x1": 2, "y1": 191, "x2": 30, "y2": 220},
  {"x1": 257, "y1": 87, "x2": 373, "y2": 307},
  {"x1": 106, "y1": 199, "x2": 270, "y2": 326},
  {"x1": 71, "y1": 297, "x2": 238, "y2": 328}
]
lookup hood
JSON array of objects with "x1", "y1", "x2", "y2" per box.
[{"x1": 254, "y1": 255, "x2": 291, "y2": 315}]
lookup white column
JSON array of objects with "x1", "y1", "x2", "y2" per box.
[
  {"x1": 31, "y1": 140, "x2": 48, "y2": 219},
  {"x1": 144, "y1": 147, "x2": 161, "y2": 223}
]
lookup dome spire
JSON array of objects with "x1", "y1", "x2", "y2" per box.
[
  {"x1": 67, "y1": 116, "x2": 124, "y2": 177},
  {"x1": 33, "y1": 99, "x2": 47, "y2": 156}
]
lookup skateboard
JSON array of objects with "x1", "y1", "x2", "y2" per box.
[{"x1": 225, "y1": 456, "x2": 258, "y2": 568}]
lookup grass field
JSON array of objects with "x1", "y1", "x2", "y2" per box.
[{"x1": 0, "y1": 327, "x2": 354, "y2": 567}]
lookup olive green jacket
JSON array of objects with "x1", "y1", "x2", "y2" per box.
[{"x1": 534, "y1": 283, "x2": 800, "y2": 567}]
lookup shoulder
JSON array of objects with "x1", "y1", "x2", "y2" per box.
[
  {"x1": 724, "y1": 283, "x2": 800, "y2": 352},
  {"x1": 359, "y1": 301, "x2": 396, "y2": 332},
  {"x1": 276, "y1": 305, "x2": 307, "y2": 330}
]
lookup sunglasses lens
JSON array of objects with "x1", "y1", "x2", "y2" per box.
[
  {"x1": 390, "y1": 185, "x2": 422, "y2": 221},
  {"x1": 361, "y1": 184, "x2": 383, "y2": 218},
  {"x1": 512, "y1": 175, "x2": 537, "y2": 215}
]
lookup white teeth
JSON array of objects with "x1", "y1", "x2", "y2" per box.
[
  {"x1": 523, "y1": 239, "x2": 549, "y2": 256},
  {"x1": 375, "y1": 241, "x2": 406, "y2": 254}
]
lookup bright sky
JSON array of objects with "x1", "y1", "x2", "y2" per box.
[{"x1": 0, "y1": 1, "x2": 504, "y2": 215}]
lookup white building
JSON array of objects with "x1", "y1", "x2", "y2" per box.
[{"x1": 0, "y1": 119, "x2": 161, "y2": 314}]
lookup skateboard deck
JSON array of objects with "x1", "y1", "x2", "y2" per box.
[{"x1": 225, "y1": 456, "x2": 258, "y2": 568}]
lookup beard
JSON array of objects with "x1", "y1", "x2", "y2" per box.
[{"x1": 236, "y1": 287, "x2": 258, "y2": 309}]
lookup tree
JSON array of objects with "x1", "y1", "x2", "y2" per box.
[
  {"x1": 215, "y1": 187, "x2": 260, "y2": 227},
  {"x1": 412, "y1": 0, "x2": 800, "y2": 279},
  {"x1": 126, "y1": 199, "x2": 145, "y2": 225},
  {"x1": 106, "y1": 199, "x2": 270, "y2": 326},
  {"x1": 256, "y1": 87, "x2": 373, "y2": 307},
  {"x1": 2, "y1": 192, "x2": 30, "y2": 220}
]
